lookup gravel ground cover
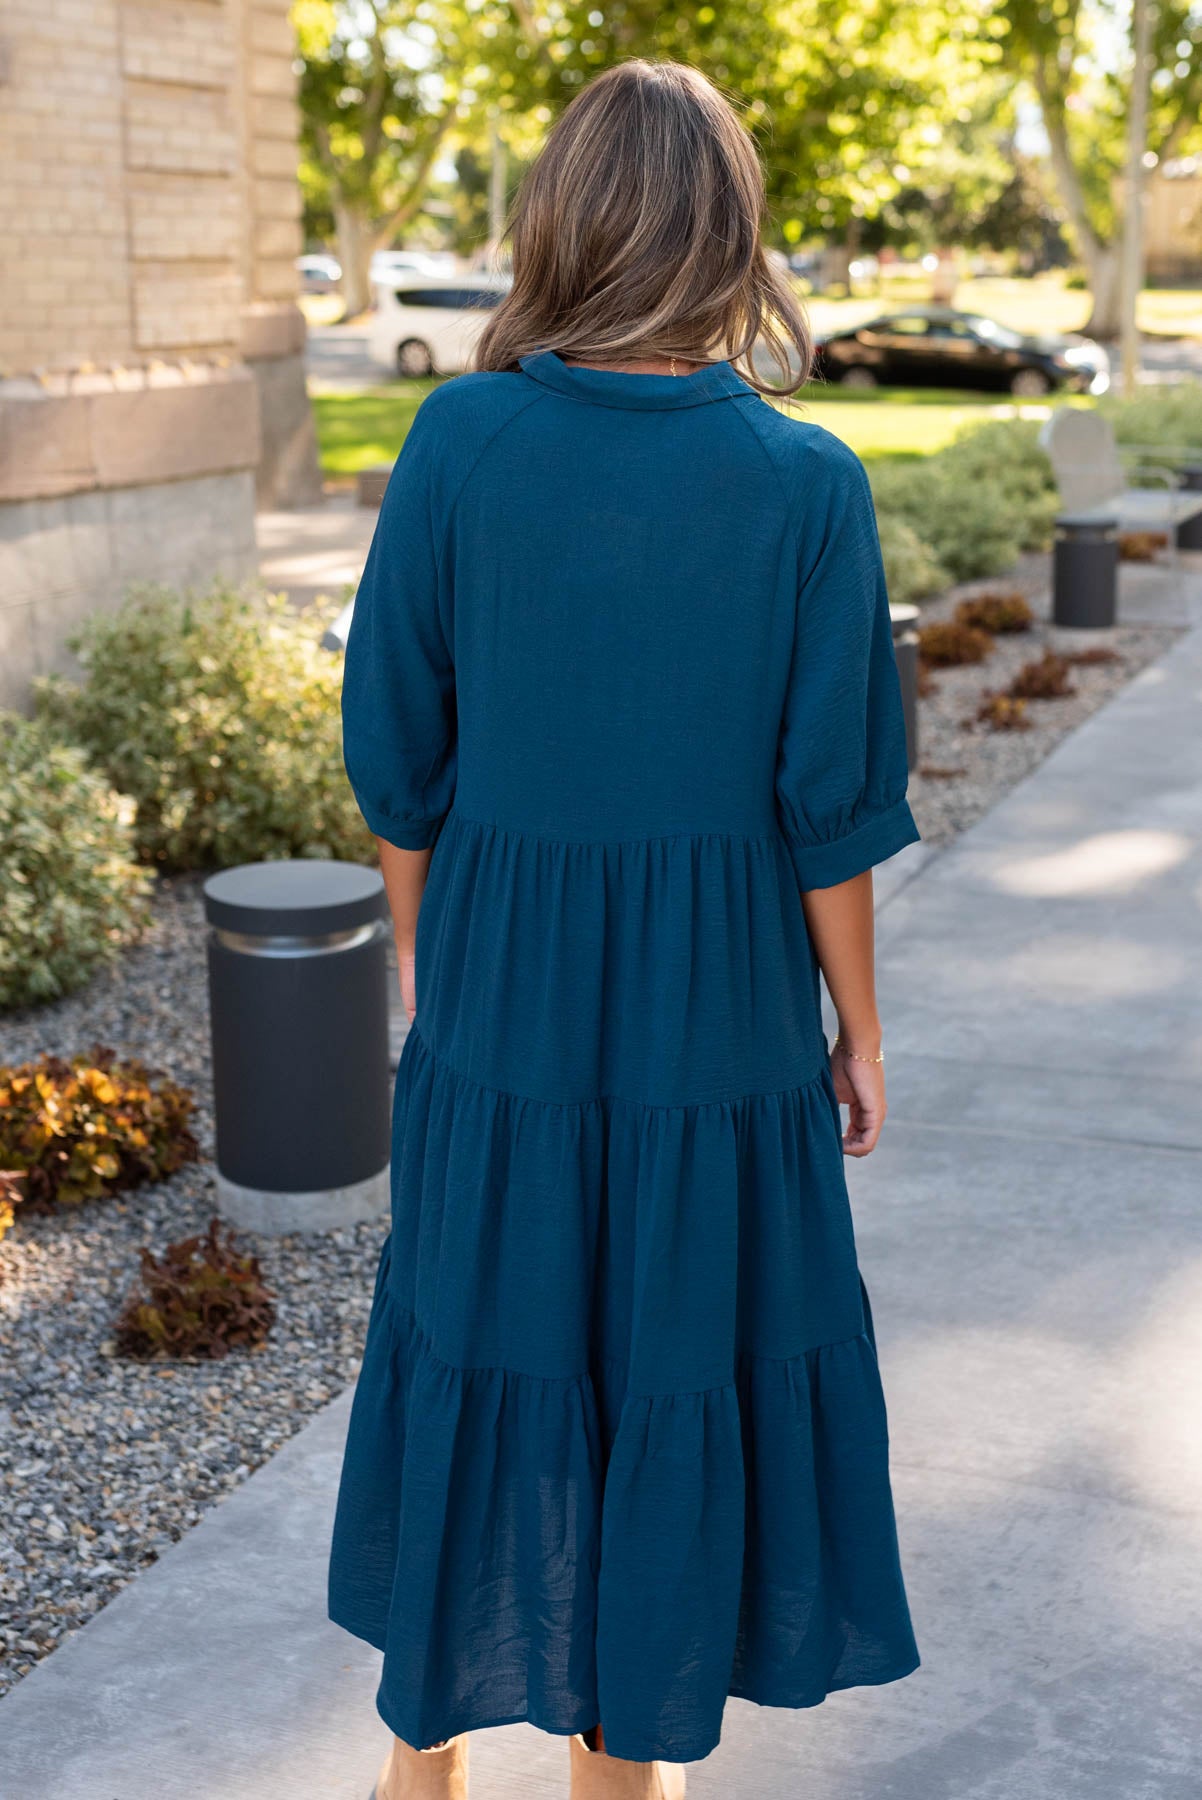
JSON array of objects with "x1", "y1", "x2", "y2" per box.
[
  {"x1": 906, "y1": 558, "x2": 1181, "y2": 845},
  {"x1": 0, "y1": 881, "x2": 380, "y2": 1698},
  {"x1": 0, "y1": 569, "x2": 1183, "y2": 1699}
]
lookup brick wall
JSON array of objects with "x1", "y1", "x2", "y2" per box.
[
  {"x1": 0, "y1": 0, "x2": 317, "y2": 703},
  {"x1": 0, "y1": 0, "x2": 303, "y2": 376},
  {"x1": 0, "y1": 1, "x2": 132, "y2": 373},
  {"x1": 240, "y1": 0, "x2": 305, "y2": 306}
]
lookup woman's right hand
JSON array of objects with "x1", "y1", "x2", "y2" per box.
[
  {"x1": 829, "y1": 1042, "x2": 887, "y2": 1157},
  {"x1": 800, "y1": 872, "x2": 886, "y2": 1157}
]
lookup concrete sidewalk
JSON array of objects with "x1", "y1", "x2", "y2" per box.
[
  {"x1": 3, "y1": 633, "x2": 1201, "y2": 1797},
  {"x1": 258, "y1": 495, "x2": 374, "y2": 611}
]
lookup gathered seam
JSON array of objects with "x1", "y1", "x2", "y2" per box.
[
  {"x1": 446, "y1": 811, "x2": 787, "y2": 851},
  {"x1": 405, "y1": 1023, "x2": 828, "y2": 1116},
  {"x1": 380, "y1": 1287, "x2": 873, "y2": 1391}
]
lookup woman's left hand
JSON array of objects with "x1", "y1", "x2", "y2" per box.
[{"x1": 830, "y1": 1043, "x2": 886, "y2": 1157}]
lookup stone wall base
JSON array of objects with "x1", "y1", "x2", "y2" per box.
[
  {"x1": 240, "y1": 303, "x2": 323, "y2": 510},
  {"x1": 249, "y1": 350, "x2": 324, "y2": 509},
  {"x1": 0, "y1": 365, "x2": 261, "y2": 505},
  {"x1": 0, "y1": 470, "x2": 257, "y2": 711}
]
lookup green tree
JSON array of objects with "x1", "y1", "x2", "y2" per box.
[
  {"x1": 294, "y1": 0, "x2": 505, "y2": 314},
  {"x1": 492, "y1": 0, "x2": 994, "y2": 260},
  {"x1": 762, "y1": 0, "x2": 1009, "y2": 266},
  {"x1": 294, "y1": 0, "x2": 1021, "y2": 305},
  {"x1": 997, "y1": 0, "x2": 1202, "y2": 334}
]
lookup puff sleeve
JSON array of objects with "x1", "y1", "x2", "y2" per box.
[
  {"x1": 341, "y1": 404, "x2": 456, "y2": 850},
  {"x1": 776, "y1": 444, "x2": 919, "y2": 891}
]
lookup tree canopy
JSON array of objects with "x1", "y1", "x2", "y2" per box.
[
  {"x1": 293, "y1": 0, "x2": 1202, "y2": 322},
  {"x1": 992, "y1": 0, "x2": 1202, "y2": 329},
  {"x1": 294, "y1": 0, "x2": 504, "y2": 309}
]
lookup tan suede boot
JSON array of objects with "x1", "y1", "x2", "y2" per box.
[
  {"x1": 569, "y1": 1731, "x2": 685, "y2": 1799},
  {"x1": 375, "y1": 1733, "x2": 469, "y2": 1800}
]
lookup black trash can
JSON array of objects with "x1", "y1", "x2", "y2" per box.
[
  {"x1": 890, "y1": 602, "x2": 920, "y2": 771},
  {"x1": 1178, "y1": 467, "x2": 1202, "y2": 551},
  {"x1": 203, "y1": 861, "x2": 392, "y2": 1234},
  {"x1": 1052, "y1": 513, "x2": 1118, "y2": 629}
]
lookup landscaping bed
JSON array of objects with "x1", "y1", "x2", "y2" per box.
[
  {"x1": 906, "y1": 558, "x2": 1181, "y2": 846},
  {"x1": 0, "y1": 879, "x2": 381, "y2": 1698}
]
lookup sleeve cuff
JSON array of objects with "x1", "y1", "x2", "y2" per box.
[
  {"x1": 785, "y1": 796, "x2": 920, "y2": 891},
  {"x1": 355, "y1": 795, "x2": 446, "y2": 851}
]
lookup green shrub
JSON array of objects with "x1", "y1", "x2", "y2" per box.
[
  {"x1": 36, "y1": 583, "x2": 372, "y2": 872},
  {"x1": 0, "y1": 1048, "x2": 198, "y2": 1210},
  {"x1": 877, "y1": 513, "x2": 948, "y2": 605},
  {"x1": 869, "y1": 459, "x2": 1022, "y2": 583},
  {"x1": 869, "y1": 415, "x2": 1058, "y2": 585},
  {"x1": 1105, "y1": 384, "x2": 1202, "y2": 459},
  {"x1": 0, "y1": 714, "x2": 150, "y2": 1011},
  {"x1": 115, "y1": 1219, "x2": 276, "y2": 1361},
  {"x1": 944, "y1": 418, "x2": 1060, "y2": 551}
]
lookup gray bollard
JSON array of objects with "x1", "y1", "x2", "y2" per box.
[
  {"x1": 1178, "y1": 467, "x2": 1202, "y2": 550},
  {"x1": 1052, "y1": 513, "x2": 1118, "y2": 629},
  {"x1": 203, "y1": 861, "x2": 392, "y2": 1235},
  {"x1": 889, "y1": 602, "x2": 920, "y2": 771}
]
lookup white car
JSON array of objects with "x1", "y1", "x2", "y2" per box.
[
  {"x1": 368, "y1": 273, "x2": 511, "y2": 378},
  {"x1": 296, "y1": 253, "x2": 341, "y2": 293},
  {"x1": 369, "y1": 249, "x2": 448, "y2": 286}
]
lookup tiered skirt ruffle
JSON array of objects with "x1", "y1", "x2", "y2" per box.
[{"x1": 329, "y1": 1028, "x2": 918, "y2": 1762}]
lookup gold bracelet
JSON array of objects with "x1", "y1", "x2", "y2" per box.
[{"x1": 833, "y1": 1038, "x2": 884, "y2": 1064}]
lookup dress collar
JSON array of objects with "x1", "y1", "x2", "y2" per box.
[{"x1": 518, "y1": 350, "x2": 753, "y2": 411}]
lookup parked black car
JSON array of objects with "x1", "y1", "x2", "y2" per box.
[{"x1": 811, "y1": 307, "x2": 1110, "y2": 396}]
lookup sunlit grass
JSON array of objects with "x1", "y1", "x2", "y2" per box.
[
  {"x1": 298, "y1": 293, "x2": 347, "y2": 328},
  {"x1": 791, "y1": 387, "x2": 1061, "y2": 460},
  {"x1": 1134, "y1": 288, "x2": 1202, "y2": 336},
  {"x1": 313, "y1": 379, "x2": 1083, "y2": 471},
  {"x1": 312, "y1": 382, "x2": 440, "y2": 474},
  {"x1": 957, "y1": 276, "x2": 1202, "y2": 339}
]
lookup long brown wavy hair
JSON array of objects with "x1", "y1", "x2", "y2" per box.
[{"x1": 475, "y1": 61, "x2": 811, "y2": 397}]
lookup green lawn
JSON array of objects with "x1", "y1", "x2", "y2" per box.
[
  {"x1": 313, "y1": 379, "x2": 1073, "y2": 474},
  {"x1": 313, "y1": 382, "x2": 437, "y2": 476},
  {"x1": 794, "y1": 385, "x2": 1064, "y2": 460}
]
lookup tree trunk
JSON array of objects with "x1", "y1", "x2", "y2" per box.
[
  {"x1": 1119, "y1": 0, "x2": 1152, "y2": 389},
  {"x1": 821, "y1": 220, "x2": 860, "y2": 294},
  {"x1": 370, "y1": 112, "x2": 456, "y2": 264},
  {"x1": 1083, "y1": 241, "x2": 1122, "y2": 340},
  {"x1": 1030, "y1": 61, "x2": 1123, "y2": 341},
  {"x1": 334, "y1": 200, "x2": 375, "y2": 321}
]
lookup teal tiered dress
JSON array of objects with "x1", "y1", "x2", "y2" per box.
[{"x1": 328, "y1": 352, "x2": 920, "y2": 1762}]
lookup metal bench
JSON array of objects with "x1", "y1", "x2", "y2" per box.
[
  {"x1": 1039, "y1": 410, "x2": 1202, "y2": 622},
  {"x1": 1039, "y1": 408, "x2": 1202, "y2": 536}
]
